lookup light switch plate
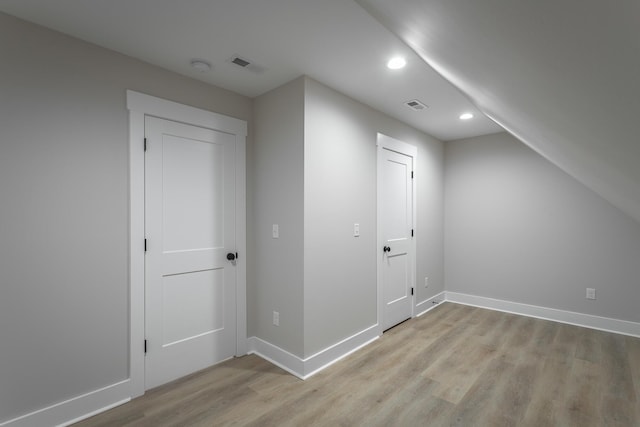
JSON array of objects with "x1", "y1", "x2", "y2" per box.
[{"x1": 272, "y1": 224, "x2": 279, "y2": 239}]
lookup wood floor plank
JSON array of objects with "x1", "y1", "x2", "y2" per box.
[
  {"x1": 497, "y1": 315, "x2": 537, "y2": 364},
  {"x1": 474, "y1": 311, "x2": 519, "y2": 350},
  {"x1": 548, "y1": 323, "x2": 581, "y2": 366},
  {"x1": 600, "y1": 333, "x2": 636, "y2": 402},
  {"x1": 575, "y1": 327, "x2": 604, "y2": 364},
  {"x1": 73, "y1": 303, "x2": 640, "y2": 427},
  {"x1": 360, "y1": 377, "x2": 452, "y2": 427},
  {"x1": 520, "y1": 357, "x2": 569, "y2": 427},
  {"x1": 473, "y1": 308, "x2": 505, "y2": 338},
  {"x1": 491, "y1": 360, "x2": 539, "y2": 424},
  {"x1": 445, "y1": 356, "x2": 513, "y2": 427},
  {"x1": 601, "y1": 396, "x2": 636, "y2": 427},
  {"x1": 626, "y1": 335, "x2": 640, "y2": 401},
  {"x1": 526, "y1": 317, "x2": 559, "y2": 360},
  {"x1": 426, "y1": 339, "x2": 496, "y2": 404},
  {"x1": 558, "y1": 358, "x2": 603, "y2": 426}
]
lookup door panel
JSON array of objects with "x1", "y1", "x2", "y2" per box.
[
  {"x1": 161, "y1": 133, "x2": 224, "y2": 251},
  {"x1": 381, "y1": 147, "x2": 414, "y2": 331},
  {"x1": 384, "y1": 253, "x2": 409, "y2": 303},
  {"x1": 161, "y1": 270, "x2": 225, "y2": 345},
  {"x1": 145, "y1": 116, "x2": 236, "y2": 390}
]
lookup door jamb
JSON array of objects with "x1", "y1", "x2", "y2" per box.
[
  {"x1": 376, "y1": 133, "x2": 417, "y2": 336},
  {"x1": 127, "y1": 90, "x2": 247, "y2": 398}
]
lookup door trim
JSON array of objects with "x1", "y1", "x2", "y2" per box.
[
  {"x1": 127, "y1": 90, "x2": 247, "y2": 398},
  {"x1": 376, "y1": 133, "x2": 417, "y2": 336}
]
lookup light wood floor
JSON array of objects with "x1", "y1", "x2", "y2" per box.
[{"x1": 74, "y1": 303, "x2": 640, "y2": 426}]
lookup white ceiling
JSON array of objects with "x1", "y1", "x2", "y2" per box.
[
  {"x1": 358, "y1": 0, "x2": 640, "y2": 224},
  {"x1": 0, "y1": 0, "x2": 502, "y2": 141},
  {"x1": 5, "y1": 1, "x2": 637, "y2": 223}
]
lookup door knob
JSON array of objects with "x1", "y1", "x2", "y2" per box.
[
  {"x1": 226, "y1": 252, "x2": 236, "y2": 261},
  {"x1": 383, "y1": 246, "x2": 391, "y2": 253}
]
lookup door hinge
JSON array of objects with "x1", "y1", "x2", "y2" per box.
[
  {"x1": 144, "y1": 339, "x2": 147, "y2": 353},
  {"x1": 144, "y1": 238, "x2": 147, "y2": 252},
  {"x1": 411, "y1": 171, "x2": 414, "y2": 179},
  {"x1": 411, "y1": 229, "x2": 414, "y2": 237},
  {"x1": 411, "y1": 287, "x2": 414, "y2": 296},
  {"x1": 144, "y1": 138, "x2": 147, "y2": 151},
  {"x1": 236, "y1": 252, "x2": 239, "y2": 259}
]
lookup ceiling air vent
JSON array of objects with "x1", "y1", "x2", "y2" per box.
[
  {"x1": 231, "y1": 57, "x2": 250, "y2": 67},
  {"x1": 404, "y1": 99, "x2": 428, "y2": 111},
  {"x1": 229, "y1": 55, "x2": 266, "y2": 74}
]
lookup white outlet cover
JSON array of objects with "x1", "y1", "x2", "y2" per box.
[
  {"x1": 272, "y1": 224, "x2": 279, "y2": 239},
  {"x1": 354, "y1": 223, "x2": 360, "y2": 237}
]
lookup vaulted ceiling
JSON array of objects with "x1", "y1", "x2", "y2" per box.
[
  {"x1": 0, "y1": 0, "x2": 501, "y2": 141},
  {"x1": 1, "y1": 1, "x2": 638, "y2": 223},
  {"x1": 358, "y1": 0, "x2": 640, "y2": 224}
]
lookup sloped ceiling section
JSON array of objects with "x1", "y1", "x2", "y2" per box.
[{"x1": 357, "y1": 0, "x2": 640, "y2": 223}]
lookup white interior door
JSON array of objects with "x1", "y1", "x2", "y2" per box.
[
  {"x1": 379, "y1": 136, "x2": 415, "y2": 331},
  {"x1": 144, "y1": 116, "x2": 236, "y2": 390}
]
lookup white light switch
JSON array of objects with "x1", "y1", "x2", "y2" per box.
[
  {"x1": 354, "y1": 223, "x2": 360, "y2": 237},
  {"x1": 272, "y1": 224, "x2": 279, "y2": 239}
]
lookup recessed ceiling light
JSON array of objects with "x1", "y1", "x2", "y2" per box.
[
  {"x1": 190, "y1": 59, "x2": 212, "y2": 72},
  {"x1": 459, "y1": 113, "x2": 474, "y2": 120},
  {"x1": 387, "y1": 57, "x2": 406, "y2": 70}
]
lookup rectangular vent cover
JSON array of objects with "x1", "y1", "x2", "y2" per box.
[
  {"x1": 405, "y1": 99, "x2": 428, "y2": 111},
  {"x1": 229, "y1": 55, "x2": 266, "y2": 74},
  {"x1": 231, "y1": 57, "x2": 250, "y2": 67}
]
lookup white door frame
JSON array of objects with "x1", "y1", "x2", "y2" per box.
[
  {"x1": 376, "y1": 133, "x2": 417, "y2": 336},
  {"x1": 127, "y1": 90, "x2": 247, "y2": 398}
]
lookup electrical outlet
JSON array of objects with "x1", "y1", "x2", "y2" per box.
[
  {"x1": 424, "y1": 277, "x2": 429, "y2": 288},
  {"x1": 273, "y1": 311, "x2": 279, "y2": 326},
  {"x1": 586, "y1": 288, "x2": 596, "y2": 300},
  {"x1": 354, "y1": 223, "x2": 360, "y2": 237},
  {"x1": 272, "y1": 224, "x2": 279, "y2": 239}
]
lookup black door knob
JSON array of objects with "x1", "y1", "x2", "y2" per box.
[
  {"x1": 226, "y1": 252, "x2": 236, "y2": 261},
  {"x1": 383, "y1": 246, "x2": 391, "y2": 253}
]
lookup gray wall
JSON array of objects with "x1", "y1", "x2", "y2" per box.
[
  {"x1": 0, "y1": 12, "x2": 251, "y2": 422},
  {"x1": 248, "y1": 77, "x2": 444, "y2": 358},
  {"x1": 250, "y1": 76, "x2": 445, "y2": 359},
  {"x1": 1, "y1": 8, "x2": 446, "y2": 422},
  {"x1": 445, "y1": 132, "x2": 640, "y2": 323},
  {"x1": 251, "y1": 78, "x2": 305, "y2": 357},
  {"x1": 303, "y1": 77, "x2": 444, "y2": 356}
]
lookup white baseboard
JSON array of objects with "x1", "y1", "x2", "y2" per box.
[
  {"x1": 302, "y1": 324, "x2": 379, "y2": 379},
  {"x1": 16, "y1": 290, "x2": 636, "y2": 427},
  {"x1": 248, "y1": 324, "x2": 379, "y2": 380},
  {"x1": 247, "y1": 337, "x2": 305, "y2": 378},
  {"x1": 0, "y1": 379, "x2": 130, "y2": 427},
  {"x1": 415, "y1": 291, "x2": 446, "y2": 317},
  {"x1": 445, "y1": 291, "x2": 640, "y2": 338}
]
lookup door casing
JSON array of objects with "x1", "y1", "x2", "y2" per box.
[
  {"x1": 376, "y1": 133, "x2": 417, "y2": 336},
  {"x1": 127, "y1": 90, "x2": 247, "y2": 398}
]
